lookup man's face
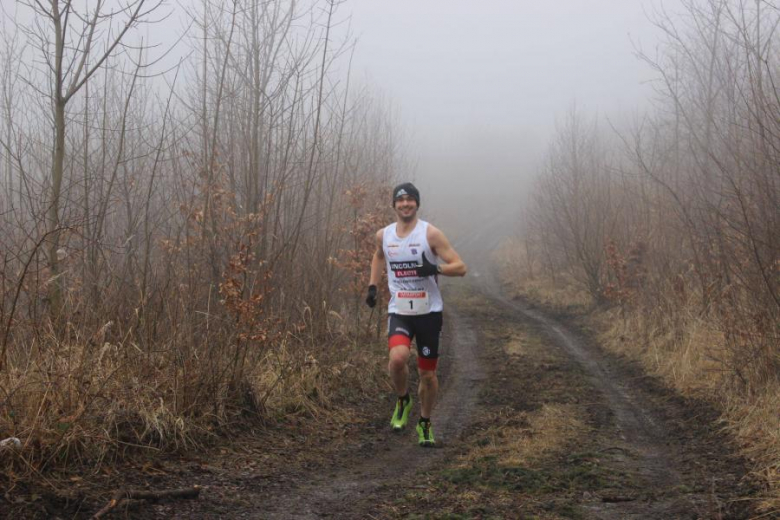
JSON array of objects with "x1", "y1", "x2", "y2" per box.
[{"x1": 393, "y1": 194, "x2": 418, "y2": 222}]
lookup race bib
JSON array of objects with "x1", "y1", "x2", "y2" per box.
[{"x1": 396, "y1": 290, "x2": 430, "y2": 316}]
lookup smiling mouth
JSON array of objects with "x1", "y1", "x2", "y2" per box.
[{"x1": 397, "y1": 207, "x2": 415, "y2": 219}]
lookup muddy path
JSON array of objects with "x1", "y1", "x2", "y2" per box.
[
  {"x1": 252, "y1": 304, "x2": 487, "y2": 520},
  {"x1": 241, "y1": 267, "x2": 752, "y2": 518},
  {"x1": 467, "y1": 245, "x2": 692, "y2": 518}
]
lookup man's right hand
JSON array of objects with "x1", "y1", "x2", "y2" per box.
[{"x1": 365, "y1": 285, "x2": 378, "y2": 308}]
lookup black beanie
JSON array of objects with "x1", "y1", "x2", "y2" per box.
[{"x1": 392, "y1": 182, "x2": 420, "y2": 207}]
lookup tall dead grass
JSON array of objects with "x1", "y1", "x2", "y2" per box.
[
  {"x1": 0, "y1": 308, "x2": 385, "y2": 479},
  {"x1": 494, "y1": 238, "x2": 593, "y2": 310}
]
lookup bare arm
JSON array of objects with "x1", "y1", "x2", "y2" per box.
[
  {"x1": 428, "y1": 225, "x2": 467, "y2": 277},
  {"x1": 369, "y1": 229, "x2": 385, "y2": 286}
]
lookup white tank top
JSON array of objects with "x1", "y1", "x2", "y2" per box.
[{"x1": 383, "y1": 220, "x2": 443, "y2": 315}]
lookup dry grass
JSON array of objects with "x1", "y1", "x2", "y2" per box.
[
  {"x1": 0, "y1": 313, "x2": 386, "y2": 490},
  {"x1": 595, "y1": 306, "x2": 727, "y2": 396},
  {"x1": 498, "y1": 329, "x2": 545, "y2": 357},
  {"x1": 496, "y1": 239, "x2": 780, "y2": 514},
  {"x1": 493, "y1": 239, "x2": 593, "y2": 310},
  {"x1": 723, "y1": 387, "x2": 780, "y2": 515},
  {"x1": 1, "y1": 345, "x2": 196, "y2": 477},
  {"x1": 503, "y1": 335, "x2": 526, "y2": 356},
  {"x1": 458, "y1": 404, "x2": 587, "y2": 468}
]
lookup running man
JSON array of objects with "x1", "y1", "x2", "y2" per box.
[{"x1": 365, "y1": 182, "x2": 467, "y2": 447}]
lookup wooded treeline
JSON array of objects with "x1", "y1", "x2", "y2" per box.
[
  {"x1": 0, "y1": 0, "x2": 394, "y2": 471},
  {"x1": 520, "y1": 0, "x2": 778, "y2": 508}
]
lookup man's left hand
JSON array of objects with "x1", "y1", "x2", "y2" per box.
[{"x1": 415, "y1": 253, "x2": 439, "y2": 277}]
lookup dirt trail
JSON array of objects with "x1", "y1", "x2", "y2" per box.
[
  {"x1": 477, "y1": 282, "x2": 694, "y2": 518},
  {"x1": 470, "y1": 264, "x2": 677, "y2": 515},
  {"x1": 255, "y1": 306, "x2": 487, "y2": 519},
  {"x1": 458, "y1": 222, "x2": 718, "y2": 517}
]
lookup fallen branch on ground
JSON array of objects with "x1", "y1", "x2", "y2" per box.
[{"x1": 92, "y1": 486, "x2": 201, "y2": 519}]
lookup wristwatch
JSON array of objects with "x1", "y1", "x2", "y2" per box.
[{"x1": 436, "y1": 264, "x2": 443, "y2": 274}]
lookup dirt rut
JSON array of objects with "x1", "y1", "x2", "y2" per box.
[
  {"x1": 462, "y1": 219, "x2": 728, "y2": 518},
  {"x1": 483, "y1": 288, "x2": 700, "y2": 517}
]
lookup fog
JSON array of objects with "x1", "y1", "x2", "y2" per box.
[
  {"x1": 338, "y1": 0, "x2": 676, "y2": 231},
  {"x1": 0, "y1": 0, "x2": 679, "y2": 236},
  {"x1": 0, "y1": 5, "x2": 776, "y2": 500},
  {"x1": 2, "y1": 0, "x2": 673, "y2": 215}
]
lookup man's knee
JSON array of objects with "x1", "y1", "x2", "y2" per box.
[
  {"x1": 388, "y1": 345, "x2": 410, "y2": 372},
  {"x1": 418, "y1": 368, "x2": 437, "y2": 383}
]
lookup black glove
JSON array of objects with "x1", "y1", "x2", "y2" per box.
[
  {"x1": 415, "y1": 253, "x2": 439, "y2": 277},
  {"x1": 365, "y1": 285, "x2": 378, "y2": 308}
]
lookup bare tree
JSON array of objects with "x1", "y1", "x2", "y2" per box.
[{"x1": 20, "y1": 0, "x2": 163, "y2": 318}]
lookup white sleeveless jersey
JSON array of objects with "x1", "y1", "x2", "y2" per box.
[{"x1": 383, "y1": 220, "x2": 443, "y2": 315}]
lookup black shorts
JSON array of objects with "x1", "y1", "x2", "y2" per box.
[{"x1": 387, "y1": 312, "x2": 443, "y2": 369}]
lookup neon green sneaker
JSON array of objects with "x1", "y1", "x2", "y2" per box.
[
  {"x1": 416, "y1": 420, "x2": 435, "y2": 447},
  {"x1": 390, "y1": 395, "x2": 413, "y2": 431}
]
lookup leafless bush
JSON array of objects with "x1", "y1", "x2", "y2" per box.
[
  {"x1": 529, "y1": 107, "x2": 618, "y2": 301},
  {"x1": 0, "y1": 0, "x2": 399, "y2": 482}
]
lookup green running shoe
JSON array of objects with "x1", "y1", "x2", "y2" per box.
[
  {"x1": 416, "y1": 419, "x2": 435, "y2": 447},
  {"x1": 390, "y1": 395, "x2": 413, "y2": 431}
]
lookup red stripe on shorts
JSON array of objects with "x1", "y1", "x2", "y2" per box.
[
  {"x1": 388, "y1": 334, "x2": 411, "y2": 349},
  {"x1": 417, "y1": 357, "x2": 438, "y2": 371}
]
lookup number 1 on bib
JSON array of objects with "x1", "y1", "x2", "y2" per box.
[{"x1": 397, "y1": 291, "x2": 430, "y2": 316}]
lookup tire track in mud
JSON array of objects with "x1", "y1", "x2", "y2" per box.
[
  {"x1": 484, "y1": 290, "x2": 693, "y2": 518},
  {"x1": 463, "y1": 222, "x2": 711, "y2": 518},
  {"x1": 259, "y1": 306, "x2": 487, "y2": 519}
]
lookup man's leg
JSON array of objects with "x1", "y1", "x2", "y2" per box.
[
  {"x1": 415, "y1": 311, "x2": 442, "y2": 417},
  {"x1": 416, "y1": 367, "x2": 438, "y2": 447},
  {"x1": 388, "y1": 343, "x2": 411, "y2": 396},
  {"x1": 387, "y1": 314, "x2": 414, "y2": 431},
  {"x1": 388, "y1": 343, "x2": 413, "y2": 430},
  {"x1": 414, "y1": 311, "x2": 442, "y2": 447},
  {"x1": 418, "y1": 369, "x2": 438, "y2": 419}
]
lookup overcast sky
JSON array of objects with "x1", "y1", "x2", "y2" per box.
[
  {"x1": 334, "y1": 0, "x2": 677, "y2": 225},
  {"x1": 344, "y1": 1, "x2": 661, "y2": 140}
]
